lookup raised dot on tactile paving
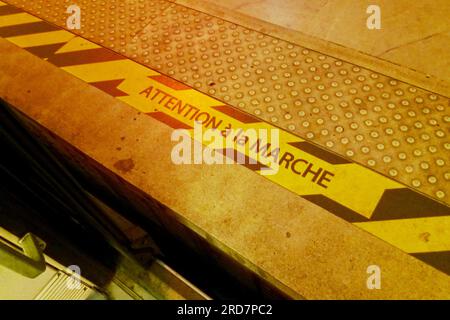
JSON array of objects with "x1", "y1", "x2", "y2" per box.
[
  {"x1": 436, "y1": 191, "x2": 445, "y2": 198},
  {"x1": 428, "y1": 176, "x2": 437, "y2": 184}
]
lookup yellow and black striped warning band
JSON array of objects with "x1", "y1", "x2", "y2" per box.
[{"x1": 0, "y1": 2, "x2": 449, "y2": 275}]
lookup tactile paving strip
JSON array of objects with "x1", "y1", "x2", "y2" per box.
[{"x1": 4, "y1": 0, "x2": 450, "y2": 205}]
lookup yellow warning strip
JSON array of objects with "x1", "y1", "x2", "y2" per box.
[
  {"x1": 5, "y1": 30, "x2": 75, "y2": 48},
  {"x1": 62, "y1": 60, "x2": 159, "y2": 83},
  {"x1": 355, "y1": 216, "x2": 450, "y2": 253},
  {"x1": 0, "y1": 12, "x2": 40, "y2": 27}
]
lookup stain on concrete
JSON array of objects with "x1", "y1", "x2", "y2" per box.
[{"x1": 114, "y1": 158, "x2": 135, "y2": 173}]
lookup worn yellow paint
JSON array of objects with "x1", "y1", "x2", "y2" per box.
[
  {"x1": 5, "y1": 30, "x2": 75, "y2": 47},
  {"x1": 355, "y1": 216, "x2": 450, "y2": 253},
  {"x1": 62, "y1": 60, "x2": 157, "y2": 83},
  {"x1": 0, "y1": 12, "x2": 40, "y2": 27}
]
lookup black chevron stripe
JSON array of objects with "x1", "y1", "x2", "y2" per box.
[{"x1": 370, "y1": 188, "x2": 450, "y2": 221}]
